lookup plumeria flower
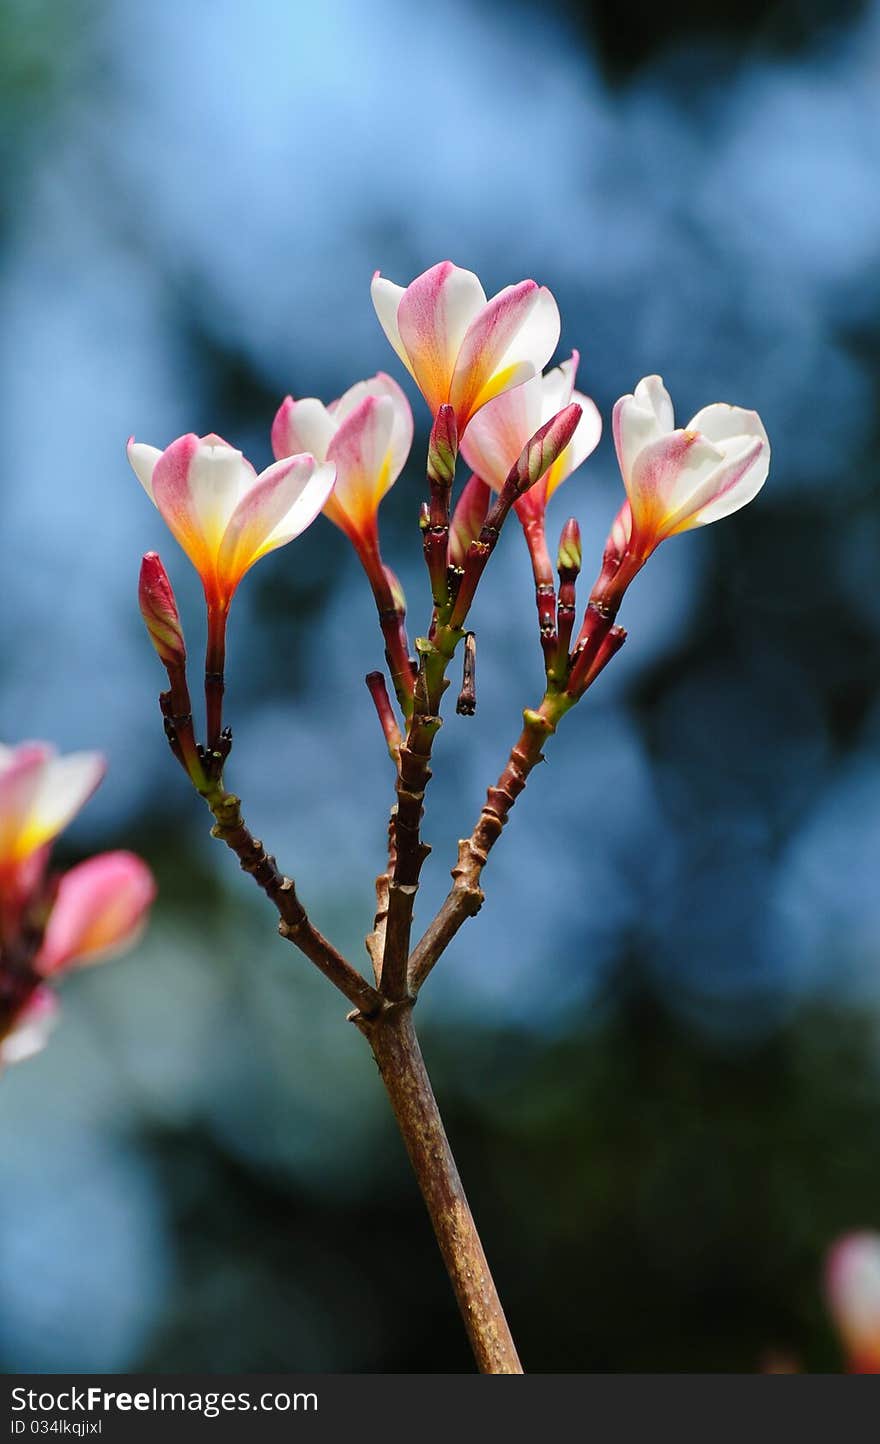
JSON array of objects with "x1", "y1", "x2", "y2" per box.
[
  {"x1": 371, "y1": 260, "x2": 561, "y2": 433},
  {"x1": 460, "y1": 352, "x2": 601, "y2": 532},
  {"x1": 271, "y1": 373, "x2": 413, "y2": 559},
  {"x1": 0, "y1": 743, "x2": 105, "y2": 874},
  {"x1": 127, "y1": 433, "x2": 336, "y2": 612},
  {"x1": 272, "y1": 374, "x2": 416, "y2": 710},
  {"x1": 612, "y1": 375, "x2": 769, "y2": 562},
  {"x1": 826, "y1": 1232, "x2": 880, "y2": 1373},
  {"x1": 0, "y1": 745, "x2": 156, "y2": 1070}
]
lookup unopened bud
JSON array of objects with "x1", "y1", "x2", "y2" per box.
[
  {"x1": 556, "y1": 517, "x2": 582, "y2": 577},
  {"x1": 513, "y1": 403, "x2": 582, "y2": 494},
  {"x1": 427, "y1": 404, "x2": 458, "y2": 488},
  {"x1": 139, "y1": 552, "x2": 186, "y2": 670},
  {"x1": 449, "y1": 474, "x2": 490, "y2": 568},
  {"x1": 419, "y1": 501, "x2": 430, "y2": 532}
]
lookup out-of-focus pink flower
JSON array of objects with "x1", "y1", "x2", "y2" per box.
[
  {"x1": 0, "y1": 987, "x2": 58, "y2": 1068},
  {"x1": 0, "y1": 743, "x2": 105, "y2": 871},
  {"x1": 36, "y1": 851, "x2": 156, "y2": 976},
  {"x1": 826, "y1": 1232, "x2": 880, "y2": 1373},
  {"x1": 371, "y1": 261, "x2": 560, "y2": 432},
  {"x1": 460, "y1": 353, "x2": 601, "y2": 527},
  {"x1": 271, "y1": 374, "x2": 412, "y2": 550},
  {"x1": 127, "y1": 434, "x2": 336, "y2": 610},
  {"x1": 612, "y1": 375, "x2": 769, "y2": 559}
]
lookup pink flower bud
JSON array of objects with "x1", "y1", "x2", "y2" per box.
[
  {"x1": 449, "y1": 475, "x2": 491, "y2": 568},
  {"x1": 35, "y1": 850, "x2": 156, "y2": 976},
  {"x1": 513, "y1": 403, "x2": 583, "y2": 494},
  {"x1": 139, "y1": 552, "x2": 186, "y2": 670}
]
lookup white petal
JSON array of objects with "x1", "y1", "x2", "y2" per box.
[
  {"x1": 187, "y1": 439, "x2": 253, "y2": 546},
  {"x1": 262, "y1": 460, "x2": 338, "y2": 550},
  {"x1": 371, "y1": 274, "x2": 412, "y2": 376},
  {"x1": 127, "y1": 441, "x2": 162, "y2": 504},
  {"x1": 282, "y1": 397, "x2": 337, "y2": 462},
  {"x1": 25, "y1": 752, "x2": 106, "y2": 854},
  {"x1": 613, "y1": 376, "x2": 675, "y2": 483}
]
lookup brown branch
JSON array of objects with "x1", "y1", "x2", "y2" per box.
[
  {"x1": 354, "y1": 1001, "x2": 522, "y2": 1373},
  {"x1": 206, "y1": 788, "x2": 382, "y2": 1016},
  {"x1": 408, "y1": 700, "x2": 567, "y2": 995}
]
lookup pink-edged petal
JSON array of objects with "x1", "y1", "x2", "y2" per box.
[
  {"x1": 545, "y1": 390, "x2": 602, "y2": 501},
  {"x1": 612, "y1": 376, "x2": 675, "y2": 483},
  {"x1": 826, "y1": 1232, "x2": 880, "y2": 1373},
  {"x1": 0, "y1": 744, "x2": 53, "y2": 865},
  {"x1": 397, "y1": 262, "x2": 488, "y2": 415},
  {"x1": 325, "y1": 393, "x2": 402, "y2": 536},
  {"x1": 664, "y1": 434, "x2": 765, "y2": 534},
  {"x1": 126, "y1": 439, "x2": 162, "y2": 503},
  {"x1": 36, "y1": 850, "x2": 156, "y2": 975},
  {"x1": 688, "y1": 402, "x2": 768, "y2": 450},
  {"x1": 626, "y1": 429, "x2": 728, "y2": 544},
  {"x1": 217, "y1": 454, "x2": 335, "y2": 587},
  {"x1": 0, "y1": 987, "x2": 58, "y2": 1067},
  {"x1": 451, "y1": 280, "x2": 557, "y2": 426},
  {"x1": 459, "y1": 373, "x2": 541, "y2": 492},
  {"x1": 371, "y1": 273, "x2": 412, "y2": 376},
  {"x1": 23, "y1": 751, "x2": 106, "y2": 857},
  {"x1": 330, "y1": 373, "x2": 413, "y2": 479},
  {"x1": 271, "y1": 396, "x2": 337, "y2": 464},
  {"x1": 1, "y1": 748, "x2": 105, "y2": 865},
  {"x1": 152, "y1": 435, "x2": 254, "y2": 583}
]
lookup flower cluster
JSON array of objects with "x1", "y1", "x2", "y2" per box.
[
  {"x1": 0, "y1": 743, "x2": 155, "y2": 1066},
  {"x1": 129, "y1": 260, "x2": 770, "y2": 747}
]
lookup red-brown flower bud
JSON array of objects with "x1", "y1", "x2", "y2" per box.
[
  {"x1": 139, "y1": 553, "x2": 186, "y2": 671},
  {"x1": 513, "y1": 403, "x2": 582, "y2": 494}
]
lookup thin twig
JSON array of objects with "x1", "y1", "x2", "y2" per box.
[{"x1": 206, "y1": 788, "x2": 382, "y2": 1016}]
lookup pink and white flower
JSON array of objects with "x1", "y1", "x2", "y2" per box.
[
  {"x1": 371, "y1": 261, "x2": 561, "y2": 433},
  {"x1": 271, "y1": 373, "x2": 412, "y2": 550},
  {"x1": 127, "y1": 434, "x2": 336, "y2": 610},
  {"x1": 0, "y1": 743, "x2": 105, "y2": 872},
  {"x1": 612, "y1": 376, "x2": 769, "y2": 559},
  {"x1": 826, "y1": 1232, "x2": 880, "y2": 1373},
  {"x1": 459, "y1": 352, "x2": 601, "y2": 527}
]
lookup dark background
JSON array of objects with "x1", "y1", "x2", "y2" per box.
[{"x1": 0, "y1": 0, "x2": 878, "y2": 1372}]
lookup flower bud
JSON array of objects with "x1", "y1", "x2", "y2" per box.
[
  {"x1": 513, "y1": 403, "x2": 582, "y2": 494},
  {"x1": 449, "y1": 475, "x2": 490, "y2": 568},
  {"x1": 556, "y1": 517, "x2": 582, "y2": 578},
  {"x1": 139, "y1": 553, "x2": 186, "y2": 671},
  {"x1": 427, "y1": 404, "x2": 458, "y2": 488}
]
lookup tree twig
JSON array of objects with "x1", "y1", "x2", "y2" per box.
[{"x1": 206, "y1": 788, "x2": 382, "y2": 1016}]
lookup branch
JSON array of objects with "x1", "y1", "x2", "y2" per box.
[
  {"x1": 206, "y1": 788, "x2": 382, "y2": 1016},
  {"x1": 408, "y1": 701, "x2": 564, "y2": 995}
]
